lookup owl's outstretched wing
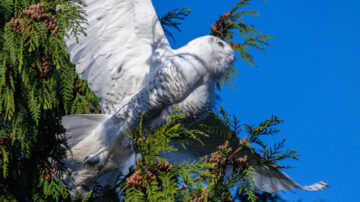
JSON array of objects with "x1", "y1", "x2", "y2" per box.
[
  {"x1": 163, "y1": 114, "x2": 328, "y2": 194},
  {"x1": 252, "y1": 165, "x2": 328, "y2": 193},
  {"x1": 66, "y1": 0, "x2": 171, "y2": 113}
]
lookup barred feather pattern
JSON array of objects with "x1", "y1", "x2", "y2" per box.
[
  {"x1": 113, "y1": 60, "x2": 189, "y2": 130},
  {"x1": 302, "y1": 181, "x2": 328, "y2": 191},
  {"x1": 252, "y1": 165, "x2": 328, "y2": 193},
  {"x1": 104, "y1": 53, "x2": 221, "y2": 150},
  {"x1": 63, "y1": 36, "x2": 234, "y2": 193}
]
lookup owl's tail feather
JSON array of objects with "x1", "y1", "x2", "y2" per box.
[
  {"x1": 61, "y1": 114, "x2": 112, "y2": 194},
  {"x1": 62, "y1": 114, "x2": 111, "y2": 148},
  {"x1": 252, "y1": 165, "x2": 328, "y2": 193},
  {"x1": 61, "y1": 114, "x2": 135, "y2": 197}
]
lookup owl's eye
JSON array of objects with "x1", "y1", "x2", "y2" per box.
[{"x1": 217, "y1": 41, "x2": 224, "y2": 48}]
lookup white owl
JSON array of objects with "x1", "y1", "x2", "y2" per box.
[{"x1": 62, "y1": 0, "x2": 327, "y2": 196}]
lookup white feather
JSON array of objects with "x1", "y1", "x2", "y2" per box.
[
  {"x1": 62, "y1": 114, "x2": 110, "y2": 148},
  {"x1": 62, "y1": 114, "x2": 134, "y2": 191},
  {"x1": 63, "y1": 0, "x2": 326, "y2": 197},
  {"x1": 66, "y1": 0, "x2": 171, "y2": 114},
  {"x1": 252, "y1": 165, "x2": 328, "y2": 193}
]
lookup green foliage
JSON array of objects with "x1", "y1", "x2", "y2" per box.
[
  {"x1": 160, "y1": 8, "x2": 192, "y2": 42},
  {"x1": 122, "y1": 112, "x2": 208, "y2": 201},
  {"x1": 0, "y1": 1, "x2": 295, "y2": 201},
  {"x1": 158, "y1": 1, "x2": 272, "y2": 89},
  {"x1": 207, "y1": 109, "x2": 298, "y2": 201},
  {"x1": 86, "y1": 109, "x2": 296, "y2": 202},
  {"x1": 243, "y1": 116, "x2": 299, "y2": 169},
  {"x1": 0, "y1": 0, "x2": 99, "y2": 200},
  {"x1": 210, "y1": 0, "x2": 274, "y2": 89}
]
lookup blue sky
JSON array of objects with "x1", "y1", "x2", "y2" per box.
[{"x1": 153, "y1": 0, "x2": 360, "y2": 201}]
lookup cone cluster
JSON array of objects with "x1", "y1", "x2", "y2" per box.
[
  {"x1": 205, "y1": 140, "x2": 249, "y2": 179},
  {"x1": 234, "y1": 155, "x2": 249, "y2": 170},
  {"x1": 126, "y1": 169, "x2": 145, "y2": 189},
  {"x1": 73, "y1": 79, "x2": 83, "y2": 94},
  {"x1": 190, "y1": 187, "x2": 209, "y2": 202},
  {"x1": 155, "y1": 161, "x2": 173, "y2": 172},
  {"x1": 40, "y1": 55, "x2": 52, "y2": 78},
  {"x1": 9, "y1": 3, "x2": 60, "y2": 35},
  {"x1": 42, "y1": 162, "x2": 56, "y2": 180},
  {"x1": 210, "y1": 12, "x2": 233, "y2": 37},
  {"x1": 126, "y1": 160, "x2": 174, "y2": 191}
]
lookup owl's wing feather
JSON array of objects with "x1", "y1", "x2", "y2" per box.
[
  {"x1": 66, "y1": 0, "x2": 171, "y2": 113},
  {"x1": 62, "y1": 114, "x2": 111, "y2": 148},
  {"x1": 252, "y1": 165, "x2": 328, "y2": 193},
  {"x1": 163, "y1": 117, "x2": 328, "y2": 194}
]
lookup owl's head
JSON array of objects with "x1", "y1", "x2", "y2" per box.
[{"x1": 184, "y1": 35, "x2": 235, "y2": 79}]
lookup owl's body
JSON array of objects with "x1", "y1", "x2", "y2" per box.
[
  {"x1": 63, "y1": 36, "x2": 234, "y2": 193},
  {"x1": 62, "y1": 0, "x2": 327, "y2": 197}
]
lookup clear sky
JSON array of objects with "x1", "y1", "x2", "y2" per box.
[{"x1": 153, "y1": 0, "x2": 360, "y2": 201}]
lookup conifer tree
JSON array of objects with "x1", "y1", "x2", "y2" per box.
[
  {"x1": 0, "y1": 0, "x2": 297, "y2": 201},
  {"x1": 0, "y1": 1, "x2": 98, "y2": 200}
]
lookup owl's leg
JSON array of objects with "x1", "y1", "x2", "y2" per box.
[{"x1": 83, "y1": 133, "x2": 132, "y2": 171}]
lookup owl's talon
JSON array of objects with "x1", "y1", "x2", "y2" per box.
[{"x1": 83, "y1": 149, "x2": 109, "y2": 170}]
